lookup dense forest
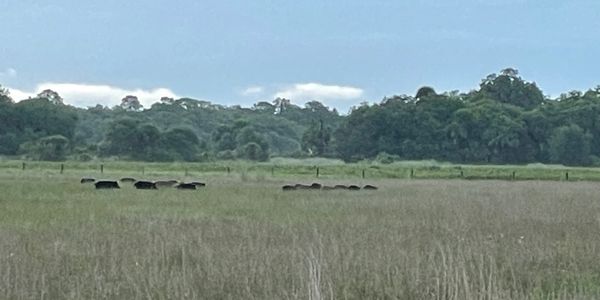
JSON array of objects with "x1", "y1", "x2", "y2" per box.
[{"x1": 1, "y1": 68, "x2": 599, "y2": 166}]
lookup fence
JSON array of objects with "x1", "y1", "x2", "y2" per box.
[{"x1": 5, "y1": 161, "x2": 593, "y2": 182}]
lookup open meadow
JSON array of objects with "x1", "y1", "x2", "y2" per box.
[{"x1": 2, "y1": 164, "x2": 600, "y2": 299}]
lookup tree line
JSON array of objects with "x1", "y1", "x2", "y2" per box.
[{"x1": 1, "y1": 68, "x2": 599, "y2": 166}]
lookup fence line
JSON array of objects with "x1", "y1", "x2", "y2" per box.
[{"x1": 7, "y1": 161, "x2": 597, "y2": 182}]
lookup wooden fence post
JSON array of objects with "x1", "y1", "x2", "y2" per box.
[
  {"x1": 362, "y1": 169, "x2": 365, "y2": 179},
  {"x1": 410, "y1": 168, "x2": 414, "y2": 179},
  {"x1": 227, "y1": 166, "x2": 230, "y2": 174},
  {"x1": 512, "y1": 171, "x2": 516, "y2": 180},
  {"x1": 22, "y1": 162, "x2": 26, "y2": 171},
  {"x1": 316, "y1": 167, "x2": 320, "y2": 178},
  {"x1": 100, "y1": 164, "x2": 104, "y2": 174},
  {"x1": 60, "y1": 164, "x2": 64, "y2": 174},
  {"x1": 565, "y1": 172, "x2": 569, "y2": 181}
]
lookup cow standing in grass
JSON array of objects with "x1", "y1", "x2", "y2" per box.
[{"x1": 95, "y1": 181, "x2": 120, "y2": 189}]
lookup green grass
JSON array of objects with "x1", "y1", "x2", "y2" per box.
[
  {"x1": 2, "y1": 167, "x2": 600, "y2": 299},
  {"x1": 1, "y1": 159, "x2": 599, "y2": 181}
]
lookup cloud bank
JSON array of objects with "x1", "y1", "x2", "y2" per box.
[
  {"x1": 274, "y1": 83, "x2": 363, "y2": 103},
  {"x1": 7, "y1": 83, "x2": 178, "y2": 108}
]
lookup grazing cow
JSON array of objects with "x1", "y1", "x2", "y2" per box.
[
  {"x1": 120, "y1": 177, "x2": 136, "y2": 183},
  {"x1": 134, "y1": 181, "x2": 157, "y2": 190},
  {"x1": 348, "y1": 185, "x2": 361, "y2": 191},
  {"x1": 309, "y1": 183, "x2": 322, "y2": 190},
  {"x1": 334, "y1": 185, "x2": 348, "y2": 190},
  {"x1": 94, "y1": 181, "x2": 120, "y2": 189},
  {"x1": 190, "y1": 182, "x2": 206, "y2": 187},
  {"x1": 282, "y1": 185, "x2": 296, "y2": 191},
  {"x1": 80, "y1": 177, "x2": 95, "y2": 184},
  {"x1": 294, "y1": 184, "x2": 312, "y2": 190},
  {"x1": 363, "y1": 185, "x2": 378, "y2": 190},
  {"x1": 155, "y1": 180, "x2": 178, "y2": 188},
  {"x1": 176, "y1": 183, "x2": 197, "y2": 190}
]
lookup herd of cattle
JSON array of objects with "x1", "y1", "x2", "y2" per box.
[
  {"x1": 81, "y1": 177, "x2": 378, "y2": 191},
  {"x1": 81, "y1": 177, "x2": 206, "y2": 190},
  {"x1": 281, "y1": 183, "x2": 378, "y2": 191}
]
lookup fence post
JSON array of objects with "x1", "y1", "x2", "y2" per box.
[
  {"x1": 512, "y1": 171, "x2": 516, "y2": 180},
  {"x1": 316, "y1": 167, "x2": 320, "y2": 178},
  {"x1": 362, "y1": 169, "x2": 365, "y2": 179},
  {"x1": 22, "y1": 162, "x2": 26, "y2": 171},
  {"x1": 60, "y1": 164, "x2": 64, "y2": 174},
  {"x1": 410, "y1": 168, "x2": 414, "y2": 179},
  {"x1": 565, "y1": 172, "x2": 569, "y2": 181},
  {"x1": 226, "y1": 166, "x2": 230, "y2": 174},
  {"x1": 100, "y1": 164, "x2": 104, "y2": 174},
  {"x1": 460, "y1": 170, "x2": 464, "y2": 178}
]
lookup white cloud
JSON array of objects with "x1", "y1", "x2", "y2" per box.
[
  {"x1": 0, "y1": 68, "x2": 17, "y2": 78},
  {"x1": 241, "y1": 86, "x2": 264, "y2": 96},
  {"x1": 274, "y1": 83, "x2": 364, "y2": 102},
  {"x1": 7, "y1": 83, "x2": 178, "y2": 108}
]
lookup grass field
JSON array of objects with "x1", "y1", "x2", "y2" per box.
[{"x1": 2, "y1": 163, "x2": 600, "y2": 299}]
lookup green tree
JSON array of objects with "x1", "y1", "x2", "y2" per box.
[
  {"x1": 478, "y1": 68, "x2": 544, "y2": 109},
  {"x1": 21, "y1": 135, "x2": 70, "y2": 161},
  {"x1": 37, "y1": 89, "x2": 63, "y2": 105},
  {"x1": 0, "y1": 85, "x2": 11, "y2": 103},
  {"x1": 238, "y1": 142, "x2": 268, "y2": 161},
  {"x1": 548, "y1": 124, "x2": 592, "y2": 166},
  {"x1": 415, "y1": 86, "x2": 436, "y2": 100},
  {"x1": 120, "y1": 95, "x2": 143, "y2": 111},
  {"x1": 161, "y1": 127, "x2": 200, "y2": 161},
  {"x1": 302, "y1": 120, "x2": 331, "y2": 156}
]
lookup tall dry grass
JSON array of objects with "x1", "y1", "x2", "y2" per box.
[{"x1": 1, "y1": 173, "x2": 600, "y2": 299}]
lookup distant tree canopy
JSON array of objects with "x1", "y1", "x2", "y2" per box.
[{"x1": 2, "y1": 68, "x2": 600, "y2": 166}]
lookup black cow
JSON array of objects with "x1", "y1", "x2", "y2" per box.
[
  {"x1": 120, "y1": 177, "x2": 136, "y2": 183},
  {"x1": 190, "y1": 182, "x2": 206, "y2": 187},
  {"x1": 155, "y1": 180, "x2": 178, "y2": 188},
  {"x1": 282, "y1": 185, "x2": 296, "y2": 191},
  {"x1": 294, "y1": 184, "x2": 312, "y2": 190},
  {"x1": 176, "y1": 183, "x2": 197, "y2": 190},
  {"x1": 134, "y1": 181, "x2": 157, "y2": 190},
  {"x1": 363, "y1": 185, "x2": 378, "y2": 190},
  {"x1": 80, "y1": 178, "x2": 95, "y2": 184},
  {"x1": 95, "y1": 181, "x2": 120, "y2": 189},
  {"x1": 309, "y1": 183, "x2": 322, "y2": 190},
  {"x1": 348, "y1": 185, "x2": 361, "y2": 191}
]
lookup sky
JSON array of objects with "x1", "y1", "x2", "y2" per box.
[{"x1": 1, "y1": 0, "x2": 600, "y2": 112}]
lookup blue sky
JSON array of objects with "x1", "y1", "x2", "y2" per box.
[{"x1": 1, "y1": 0, "x2": 600, "y2": 111}]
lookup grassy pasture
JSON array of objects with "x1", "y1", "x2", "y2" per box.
[
  {"x1": 3, "y1": 158, "x2": 600, "y2": 181},
  {"x1": 1, "y1": 165, "x2": 600, "y2": 299}
]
